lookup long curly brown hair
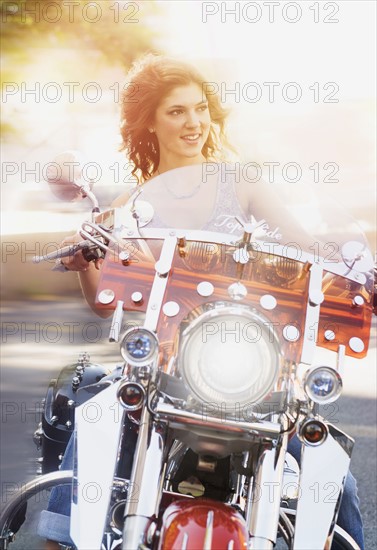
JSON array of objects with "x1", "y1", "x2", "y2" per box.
[{"x1": 120, "y1": 54, "x2": 231, "y2": 183}]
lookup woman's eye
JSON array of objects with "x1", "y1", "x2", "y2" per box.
[
  {"x1": 198, "y1": 104, "x2": 208, "y2": 112},
  {"x1": 169, "y1": 110, "x2": 183, "y2": 116}
]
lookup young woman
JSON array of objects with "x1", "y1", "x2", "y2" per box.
[
  {"x1": 41, "y1": 54, "x2": 364, "y2": 549},
  {"x1": 58, "y1": 54, "x2": 232, "y2": 315}
]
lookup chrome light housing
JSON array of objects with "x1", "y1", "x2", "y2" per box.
[
  {"x1": 303, "y1": 366, "x2": 342, "y2": 404},
  {"x1": 179, "y1": 304, "x2": 280, "y2": 409},
  {"x1": 120, "y1": 327, "x2": 159, "y2": 367}
]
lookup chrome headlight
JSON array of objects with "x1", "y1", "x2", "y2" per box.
[
  {"x1": 303, "y1": 366, "x2": 342, "y2": 404},
  {"x1": 179, "y1": 305, "x2": 280, "y2": 408}
]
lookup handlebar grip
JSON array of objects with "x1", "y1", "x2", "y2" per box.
[{"x1": 33, "y1": 240, "x2": 94, "y2": 263}]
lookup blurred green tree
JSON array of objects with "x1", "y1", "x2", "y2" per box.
[{"x1": 1, "y1": 0, "x2": 163, "y2": 134}]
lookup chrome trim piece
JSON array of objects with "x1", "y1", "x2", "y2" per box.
[
  {"x1": 308, "y1": 288, "x2": 324, "y2": 306},
  {"x1": 119, "y1": 250, "x2": 130, "y2": 265},
  {"x1": 324, "y1": 329, "x2": 336, "y2": 341},
  {"x1": 144, "y1": 236, "x2": 177, "y2": 331},
  {"x1": 203, "y1": 510, "x2": 214, "y2": 550},
  {"x1": 246, "y1": 431, "x2": 288, "y2": 548},
  {"x1": 197, "y1": 281, "x2": 215, "y2": 297},
  {"x1": 162, "y1": 301, "x2": 180, "y2": 317},
  {"x1": 349, "y1": 337, "x2": 365, "y2": 353},
  {"x1": 328, "y1": 424, "x2": 354, "y2": 458},
  {"x1": 115, "y1": 225, "x2": 369, "y2": 283},
  {"x1": 260, "y1": 295, "x2": 277, "y2": 310},
  {"x1": 131, "y1": 291, "x2": 143, "y2": 304},
  {"x1": 80, "y1": 220, "x2": 124, "y2": 254},
  {"x1": 181, "y1": 532, "x2": 189, "y2": 550},
  {"x1": 154, "y1": 402, "x2": 281, "y2": 438},
  {"x1": 294, "y1": 424, "x2": 354, "y2": 548},
  {"x1": 70, "y1": 381, "x2": 125, "y2": 550},
  {"x1": 337, "y1": 344, "x2": 346, "y2": 374},
  {"x1": 233, "y1": 247, "x2": 250, "y2": 264},
  {"x1": 352, "y1": 295, "x2": 364, "y2": 307},
  {"x1": 109, "y1": 300, "x2": 124, "y2": 342},
  {"x1": 282, "y1": 325, "x2": 300, "y2": 342},
  {"x1": 155, "y1": 235, "x2": 176, "y2": 276},
  {"x1": 122, "y1": 407, "x2": 165, "y2": 548},
  {"x1": 228, "y1": 282, "x2": 247, "y2": 300},
  {"x1": 300, "y1": 262, "x2": 323, "y2": 365},
  {"x1": 98, "y1": 289, "x2": 115, "y2": 305},
  {"x1": 284, "y1": 509, "x2": 360, "y2": 550}
]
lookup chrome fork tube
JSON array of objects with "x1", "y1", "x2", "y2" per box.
[
  {"x1": 122, "y1": 406, "x2": 166, "y2": 549},
  {"x1": 246, "y1": 431, "x2": 288, "y2": 549}
]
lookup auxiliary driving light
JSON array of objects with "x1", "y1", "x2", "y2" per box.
[
  {"x1": 120, "y1": 327, "x2": 158, "y2": 366},
  {"x1": 117, "y1": 381, "x2": 145, "y2": 410},
  {"x1": 299, "y1": 419, "x2": 328, "y2": 446},
  {"x1": 303, "y1": 366, "x2": 342, "y2": 404}
]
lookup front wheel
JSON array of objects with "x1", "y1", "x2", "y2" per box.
[{"x1": 0, "y1": 471, "x2": 73, "y2": 550}]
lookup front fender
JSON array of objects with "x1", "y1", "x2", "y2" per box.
[{"x1": 158, "y1": 499, "x2": 248, "y2": 550}]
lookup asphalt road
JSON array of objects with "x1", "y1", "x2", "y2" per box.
[{"x1": 1, "y1": 300, "x2": 376, "y2": 549}]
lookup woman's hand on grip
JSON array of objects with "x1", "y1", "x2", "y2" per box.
[{"x1": 59, "y1": 234, "x2": 102, "y2": 272}]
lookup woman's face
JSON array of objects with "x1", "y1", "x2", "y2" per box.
[{"x1": 152, "y1": 83, "x2": 211, "y2": 170}]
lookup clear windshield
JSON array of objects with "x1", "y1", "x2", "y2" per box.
[
  {"x1": 118, "y1": 163, "x2": 373, "y2": 274},
  {"x1": 96, "y1": 164, "x2": 373, "y2": 361}
]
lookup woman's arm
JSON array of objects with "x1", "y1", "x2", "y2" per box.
[
  {"x1": 77, "y1": 262, "x2": 112, "y2": 318},
  {"x1": 59, "y1": 234, "x2": 112, "y2": 318},
  {"x1": 60, "y1": 190, "x2": 136, "y2": 317}
]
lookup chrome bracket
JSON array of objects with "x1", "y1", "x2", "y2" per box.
[
  {"x1": 301, "y1": 262, "x2": 323, "y2": 364},
  {"x1": 294, "y1": 424, "x2": 354, "y2": 549},
  {"x1": 144, "y1": 236, "x2": 177, "y2": 332}
]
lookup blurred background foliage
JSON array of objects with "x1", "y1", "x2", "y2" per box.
[{"x1": 1, "y1": 0, "x2": 162, "y2": 135}]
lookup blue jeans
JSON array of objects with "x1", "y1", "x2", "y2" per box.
[{"x1": 38, "y1": 434, "x2": 364, "y2": 549}]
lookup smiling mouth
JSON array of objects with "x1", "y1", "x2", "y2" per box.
[{"x1": 181, "y1": 134, "x2": 201, "y2": 142}]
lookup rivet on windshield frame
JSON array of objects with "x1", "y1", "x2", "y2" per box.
[
  {"x1": 349, "y1": 337, "x2": 365, "y2": 353},
  {"x1": 309, "y1": 290, "x2": 324, "y2": 307},
  {"x1": 119, "y1": 251, "x2": 130, "y2": 265},
  {"x1": 98, "y1": 289, "x2": 115, "y2": 305},
  {"x1": 131, "y1": 291, "x2": 143, "y2": 304},
  {"x1": 260, "y1": 294, "x2": 277, "y2": 310},
  {"x1": 324, "y1": 330, "x2": 336, "y2": 341},
  {"x1": 283, "y1": 325, "x2": 300, "y2": 342},
  {"x1": 163, "y1": 301, "x2": 180, "y2": 317},
  {"x1": 155, "y1": 260, "x2": 170, "y2": 277},
  {"x1": 197, "y1": 282, "x2": 214, "y2": 297},
  {"x1": 352, "y1": 295, "x2": 364, "y2": 307}
]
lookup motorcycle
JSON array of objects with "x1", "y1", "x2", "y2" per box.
[{"x1": 0, "y1": 155, "x2": 375, "y2": 549}]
